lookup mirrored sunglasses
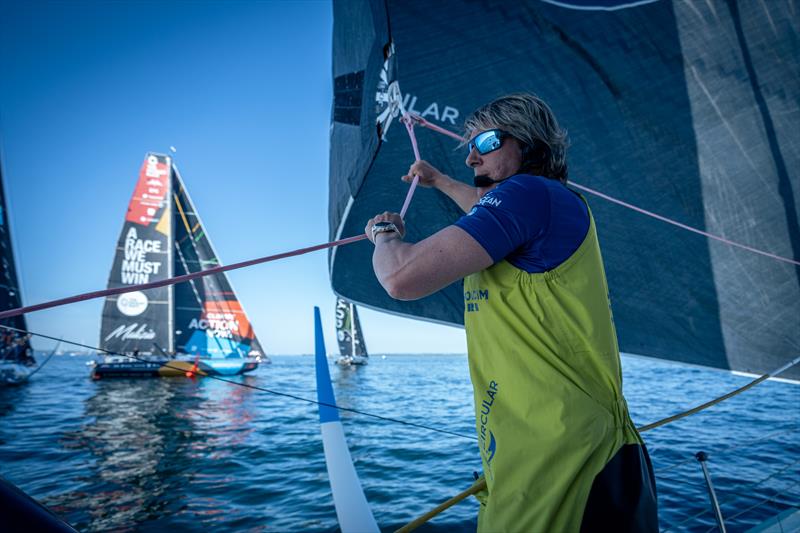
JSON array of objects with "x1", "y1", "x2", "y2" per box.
[{"x1": 468, "y1": 129, "x2": 509, "y2": 155}]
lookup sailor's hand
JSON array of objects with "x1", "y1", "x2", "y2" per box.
[
  {"x1": 365, "y1": 212, "x2": 405, "y2": 244},
  {"x1": 402, "y1": 160, "x2": 447, "y2": 189}
]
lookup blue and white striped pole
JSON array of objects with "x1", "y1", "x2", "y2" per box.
[{"x1": 314, "y1": 306, "x2": 379, "y2": 533}]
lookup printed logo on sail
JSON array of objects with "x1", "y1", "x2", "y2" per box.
[
  {"x1": 121, "y1": 227, "x2": 164, "y2": 284},
  {"x1": 373, "y1": 46, "x2": 461, "y2": 139},
  {"x1": 105, "y1": 323, "x2": 156, "y2": 341},
  {"x1": 188, "y1": 312, "x2": 240, "y2": 339},
  {"x1": 116, "y1": 291, "x2": 149, "y2": 317},
  {"x1": 479, "y1": 381, "x2": 499, "y2": 470}
]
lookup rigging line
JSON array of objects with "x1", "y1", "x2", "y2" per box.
[
  {"x1": 0, "y1": 233, "x2": 367, "y2": 321},
  {"x1": 174, "y1": 192, "x2": 192, "y2": 235},
  {"x1": 637, "y1": 354, "x2": 800, "y2": 432},
  {"x1": 0, "y1": 119, "x2": 424, "y2": 322},
  {"x1": 23, "y1": 340, "x2": 61, "y2": 380},
  {"x1": 400, "y1": 117, "x2": 421, "y2": 218},
  {"x1": 660, "y1": 502, "x2": 713, "y2": 533},
  {"x1": 661, "y1": 460, "x2": 800, "y2": 533},
  {"x1": 654, "y1": 424, "x2": 800, "y2": 475},
  {"x1": 0, "y1": 323, "x2": 477, "y2": 442},
  {"x1": 407, "y1": 113, "x2": 800, "y2": 267},
  {"x1": 708, "y1": 479, "x2": 800, "y2": 531},
  {"x1": 570, "y1": 182, "x2": 800, "y2": 267},
  {"x1": 725, "y1": 456, "x2": 800, "y2": 496}
]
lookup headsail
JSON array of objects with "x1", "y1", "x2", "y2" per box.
[
  {"x1": 335, "y1": 297, "x2": 367, "y2": 358},
  {"x1": 172, "y1": 167, "x2": 265, "y2": 360},
  {"x1": 329, "y1": 1, "x2": 800, "y2": 378},
  {"x1": 100, "y1": 154, "x2": 173, "y2": 355}
]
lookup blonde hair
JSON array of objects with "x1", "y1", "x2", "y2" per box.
[{"x1": 464, "y1": 93, "x2": 569, "y2": 183}]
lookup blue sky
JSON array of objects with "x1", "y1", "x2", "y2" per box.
[{"x1": 0, "y1": 1, "x2": 466, "y2": 354}]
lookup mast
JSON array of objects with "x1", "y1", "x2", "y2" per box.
[{"x1": 167, "y1": 156, "x2": 175, "y2": 354}]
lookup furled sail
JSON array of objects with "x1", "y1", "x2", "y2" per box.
[
  {"x1": 328, "y1": 1, "x2": 800, "y2": 378},
  {"x1": 172, "y1": 167, "x2": 265, "y2": 359},
  {"x1": 100, "y1": 154, "x2": 173, "y2": 355},
  {"x1": 335, "y1": 297, "x2": 368, "y2": 358},
  {"x1": 0, "y1": 156, "x2": 33, "y2": 365}
]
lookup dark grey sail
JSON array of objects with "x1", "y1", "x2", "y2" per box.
[
  {"x1": 100, "y1": 153, "x2": 173, "y2": 355},
  {"x1": 329, "y1": 1, "x2": 800, "y2": 378},
  {"x1": 0, "y1": 154, "x2": 33, "y2": 366},
  {"x1": 172, "y1": 167, "x2": 265, "y2": 360},
  {"x1": 335, "y1": 297, "x2": 368, "y2": 358}
]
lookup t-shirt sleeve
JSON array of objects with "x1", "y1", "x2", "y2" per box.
[{"x1": 454, "y1": 177, "x2": 550, "y2": 263}]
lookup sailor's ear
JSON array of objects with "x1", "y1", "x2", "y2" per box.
[{"x1": 521, "y1": 142, "x2": 545, "y2": 168}]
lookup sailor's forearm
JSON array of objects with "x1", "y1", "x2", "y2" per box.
[
  {"x1": 435, "y1": 176, "x2": 479, "y2": 213},
  {"x1": 372, "y1": 236, "x2": 432, "y2": 301}
]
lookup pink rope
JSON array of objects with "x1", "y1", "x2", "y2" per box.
[
  {"x1": 399, "y1": 118, "x2": 421, "y2": 218},
  {"x1": 570, "y1": 183, "x2": 800, "y2": 266},
  {"x1": 0, "y1": 234, "x2": 367, "y2": 320},
  {"x1": 409, "y1": 117, "x2": 799, "y2": 267},
  {"x1": 3, "y1": 108, "x2": 795, "y2": 321},
  {"x1": 409, "y1": 113, "x2": 466, "y2": 142},
  {"x1": 0, "y1": 113, "x2": 429, "y2": 320}
]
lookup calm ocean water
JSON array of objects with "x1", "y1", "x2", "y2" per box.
[{"x1": 0, "y1": 354, "x2": 797, "y2": 532}]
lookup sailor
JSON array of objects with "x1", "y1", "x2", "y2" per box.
[{"x1": 366, "y1": 93, "x2": 658, "y2": 532}]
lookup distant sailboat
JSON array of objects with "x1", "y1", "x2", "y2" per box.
[
  {"x1": 93, "y1": 153, "x2": 266, "y2": 378},
  {"x1": 0, "y1": 152, "x2": 36, "y2": 385},
  {"x1": 335, "y1": 297, "x2": 368, "y2": 366}
]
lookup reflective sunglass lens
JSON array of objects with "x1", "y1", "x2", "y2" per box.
[
  {"x1": 468, "y1": 130, "x2": 503, "y2": 155},
  {"x1": 478, "y1": 134, "x2": 500, "y2": 154}
]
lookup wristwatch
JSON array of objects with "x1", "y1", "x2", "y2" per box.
[{"x1": 371, "y1": 221, "x2": 399, "y2": 240}]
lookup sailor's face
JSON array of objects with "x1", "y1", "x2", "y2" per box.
[{"x1": 466, "y1": 129, "x2": 524, "y2": 195}]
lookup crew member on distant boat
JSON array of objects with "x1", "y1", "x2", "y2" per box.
[
  {"x1": 366, "y1": 94, "x2": 657, "y2": 532},
  {"x1": 0, "y1": 331, "x2": 35, "y2": 367}
]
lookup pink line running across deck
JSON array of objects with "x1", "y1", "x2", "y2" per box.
[
  {"x1": 0, "y1": 234, "x2": 367, "y2": 320},
  {"x1": 1, "y1": 107, "x2": 795, "y2": 321}
]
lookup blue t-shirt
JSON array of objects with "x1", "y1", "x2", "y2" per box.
[{"x1": 454, "y1": 174, "x2": 590, "y2": 273}]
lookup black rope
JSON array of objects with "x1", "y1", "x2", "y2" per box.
[
  {"x1": 0, "y1": 324, "x2": 477, "y2": 442},
  {"x1": 23, "y1": 339, "x2": 61, "y2": 380}
]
